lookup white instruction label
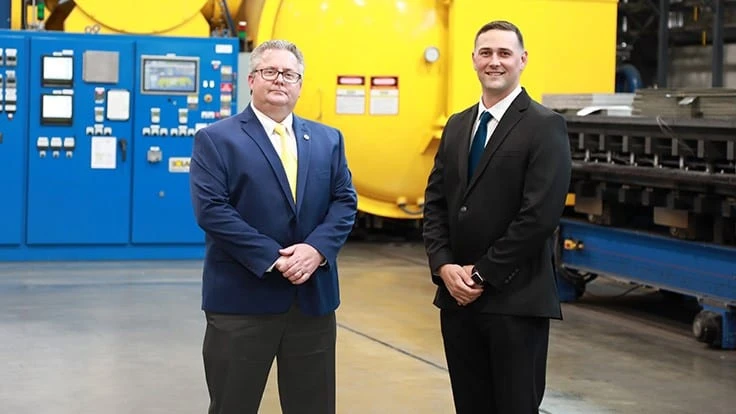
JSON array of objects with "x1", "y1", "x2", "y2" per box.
[
  {"x1": 215, "y1": 44, "x2": 233, "y2": 54},
  {"x1": 336, "y1": 89, "x2": 365, "y2": 114},
  {"x1": 370, "y1": 89, "x2": 399, "y2": 115},
  {"x1": 91, "y1": 137, "x2": 117, "y2": 169}
]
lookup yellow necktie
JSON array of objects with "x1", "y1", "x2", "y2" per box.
[{"x1": 274, "y1": 123, "x2": 297, "y2": 201}]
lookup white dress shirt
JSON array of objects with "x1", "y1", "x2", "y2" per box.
[{"x1": 470, "y1": 85, "x2": 523, "y2": 151}]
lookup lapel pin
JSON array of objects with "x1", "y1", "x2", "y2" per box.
[{"x1": 303, "y1": 134, "x2": 310, "y2": 140}]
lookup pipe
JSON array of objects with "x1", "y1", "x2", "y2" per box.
[
  {"x1": 219, "y1": 0, "x2": 236, "y2": 37},
  {"x1": 616, "y1": 63, "x2": 643, "y2": 93},
  {"x1": 712, "y1": 0, "x2": 724, "y2": 87},
  {"x1": 657, "y1": 0, "x2": 670, "y2": 88},
  {"x1": 20, "y1": 0, "x2": 26, "y2": 29}
]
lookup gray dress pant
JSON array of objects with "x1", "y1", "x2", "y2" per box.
[{"x1": 203, "y1": 303, "x2": 336, "y2": 414}]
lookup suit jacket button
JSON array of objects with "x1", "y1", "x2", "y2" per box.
[{"x1": 460, "y1": 206, "x2": 467, "y2": 213}]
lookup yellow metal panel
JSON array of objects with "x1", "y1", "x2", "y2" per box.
[
  {"x1": 244, "y1": 0, "x2": 617, "y2": 219},
  {"x1": 201, "y1": 0, "x2": 243, "y2": 24},
  {"x1": 10, "y1": 2, "x2": 31, "y2": 29},
  {"x1": 248, "y1": 0, "x2": 279, "y2": 45},
  {"x1": 73, "y1": 0, "x2": 208, "y2": 34},
  {"x1": 448, "y1": 0, "x2": 618, "y2": 114},
  {"x1": 62, "y1": 6, "x2": 210, "y2": 36},
  {"x1": 264, "y1": 0, "x2": 448, "y2": 219}
]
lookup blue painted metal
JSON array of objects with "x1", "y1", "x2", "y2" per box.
[
  {"x1": 0, "y1": 29, "x2": 238, "y2": 260},
  {"x1": 131, "y1": 37, "x2": 237, "y2": 245},
  {"x1": 0, "y1": 34, "x2": 29, "y2": 245},
  {"x1": 26, "y1": 34, "x2": 136, "y2": 245},
  {"x1": 559, "y1": 219, "x2": 736, "y2": 305},
  {"x1": 559, "y1": 218, "x2": 736, "y2": 349},
  {"x1": 0, "y1": 0, "x2": 9, "y2": 29}
]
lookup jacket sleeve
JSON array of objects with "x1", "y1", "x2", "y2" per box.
[
  {"x1": 189, "y1": 128, "x2": 282, "y2": 277},
  {"x1": 422, "y1": 114, "x2": 456, "y2": 284},
  {"x1": 474, "y1": 113, "x2": 571, "y2": 289},
  {"x1": 303, "y1": 129, "x2": 358, "y2": 267}
]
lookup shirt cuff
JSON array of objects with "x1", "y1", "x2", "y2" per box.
[{"x1": 267, "y1": 259, "x2": 278, "y2": 272}]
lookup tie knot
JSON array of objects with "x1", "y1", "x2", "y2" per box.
[
  {"x1": 479, "y1": 111, "x2": 492, "y2": 124},
  {"x1": 273, "y1": 123, "x2": 287, "y2": 137}
]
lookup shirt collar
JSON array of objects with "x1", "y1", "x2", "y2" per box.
[
  {"x1": 250, "y1": 103, "x2": 294, "y2": 136},
  {"x1": 477, "y1": 85, "x2": 522, "y2": 122}
]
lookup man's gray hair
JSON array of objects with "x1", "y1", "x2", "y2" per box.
[{"x1": 250, "y1": 39, "x2": 305, "y2": 74}]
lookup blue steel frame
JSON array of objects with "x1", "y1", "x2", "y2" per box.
[{"x1": 557, "y1": 218, "x2": 736, "y2": 349}]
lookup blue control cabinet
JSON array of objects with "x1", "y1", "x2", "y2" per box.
[
  {"x1": 131, "y1": 38, "x2": 237, "y2": 244},
  {"x1": 0, "y1": 29, "x2": 238, "y2": 260},
  {"x1": 0, "y1": 34, "x2": 28, "y2": 245},
  {"x1": 26, "y1": 35, "x2": 135, "y2": 245}
]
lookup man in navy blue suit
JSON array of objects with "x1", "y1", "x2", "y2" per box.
[{"x1": 189, "y1": 39, "x2": 357, "y2": 414}]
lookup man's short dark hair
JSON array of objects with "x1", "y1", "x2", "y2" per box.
[{"x1": 475, "y1": 20, "x2": 524, "y2": 49}]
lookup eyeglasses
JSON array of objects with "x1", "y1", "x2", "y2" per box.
[{"x1": 252, "y1": 68, "x2": 302, "y2": 84}]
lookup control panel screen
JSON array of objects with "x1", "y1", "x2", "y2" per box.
[
  {"x1": 141, "y1": 56, "x2": 198, "y2": 94},
  {"x1": 41, "y1": 94, "x2": 73, "y2": 125},
  {"x1": 42, "y1": 55, "x2": 74, "y2": 87}
]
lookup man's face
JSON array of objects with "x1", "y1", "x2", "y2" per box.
[
  {"x1": 248, "y1": 49, "x2": 303, "y2": 112},
  {"x1": 472, "y1": 29, "x2": 527, "y2": 96}
]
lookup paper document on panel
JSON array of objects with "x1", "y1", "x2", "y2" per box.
[{"x1": 91, "y1": 136, "x2": 117, "y2": 169}]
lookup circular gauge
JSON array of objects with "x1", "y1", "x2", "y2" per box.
[{"x1": 424, "y1": 46, "x2": 440, "y2": 63}]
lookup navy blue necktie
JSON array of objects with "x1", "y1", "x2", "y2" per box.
[{"x1": 468, "y1": 111, "x2": 492, "y2": 180}]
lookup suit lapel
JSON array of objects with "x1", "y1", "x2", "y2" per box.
[
  {"x1": 238, "y1": 106, "x2": 297, "y2": 213},
  {"x1": 465, "y1": 90, "x2": 530, "y2": 197},
  {"x1": 457, "y1": 106, "x2": 479, "y2": 194},
  {"x1": 293, "y1": 116, "x2": 311, "y2": 214}
]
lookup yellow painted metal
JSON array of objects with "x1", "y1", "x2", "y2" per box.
[
  {"x1": 12, "y1": 0, "x2": 243, "y2": 36},
  {"x1": 9, "y1": 1, "x2": 29, "y2": 29},
  {"x1": 252, "y1": 0, "x2": 448, "y2": 219},
  {"x1": 447, "y1": 0, "x2": 618, "y2": 113},
  {"x1": 72, "y1": 0, "x2": 207, "y2": 33},
  {"x1": 244, "y1": 0, "x2": 277, "y2": 48},
  {"x1": 251, "y1": 0, "x2": 616, "y2": 219},
  {"x1": 60, "y1": 7, "x2": 207, "y2": 35},
  {"x1": 201, "y1": 0, "x2": 244, "y2": 25}
]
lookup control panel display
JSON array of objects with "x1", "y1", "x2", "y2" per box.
[
  {"x1": 41, "y1": 94, "x2": 73, "y2": 125},
  {"x1": 42, "y1": 55, "x2": 74, "y2": 87},
  {"x1": 141, "y1": 56, "x2": 198, "y2": 94}
]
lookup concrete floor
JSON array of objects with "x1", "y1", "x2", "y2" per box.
[{"x1": 1, "y1": 242, "x2": 735, "y2": 413}]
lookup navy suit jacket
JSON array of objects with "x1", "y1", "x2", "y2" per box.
[{"x1": 189, "y1": 105, "x2": 357, "y2": 316}]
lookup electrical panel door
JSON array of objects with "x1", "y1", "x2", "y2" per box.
[
  {"x1": 26, "y1": 35, "x2": 136, "y2": 245},
  {"x1": 131, "y1": 37, "x2": 238, "y2": 244}
]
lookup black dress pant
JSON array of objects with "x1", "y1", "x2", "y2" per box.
[
  {"x1": 203, "y1": 303, "x2": 336, "y2": 414},
  {"x1": 440, "y1": 309, "x2": 550, "y2": 414}
]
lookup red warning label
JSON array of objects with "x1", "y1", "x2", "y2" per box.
[
  {"x1": 370, "y1": 76, "x2": 399, "y2": 88},
  {"x1": 337, "y1": 76, "x2": 365, "y2": 86}
]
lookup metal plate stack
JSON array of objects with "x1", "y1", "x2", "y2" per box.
[
  {"x1": 541, "y1": 93, "x2": 635, "y2": 116},
  {"x1": 632, "y1": 88, "x2": 736, "y2": 119}
]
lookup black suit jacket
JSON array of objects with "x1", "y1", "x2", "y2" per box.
[{"x1": 423, "y1": 88, "x2": 571, "y2": 319}]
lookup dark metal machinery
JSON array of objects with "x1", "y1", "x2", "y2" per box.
[
  {"x1": 554, "y1": 0, "x2": 736, "y2": 350},
  {"x1": 557, "y1": 113, "x2": 736, "y2": 349}
]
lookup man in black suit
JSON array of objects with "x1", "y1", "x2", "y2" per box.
[{"x1": 422, "y1": 20, "x2": 571, "y2": 413}]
